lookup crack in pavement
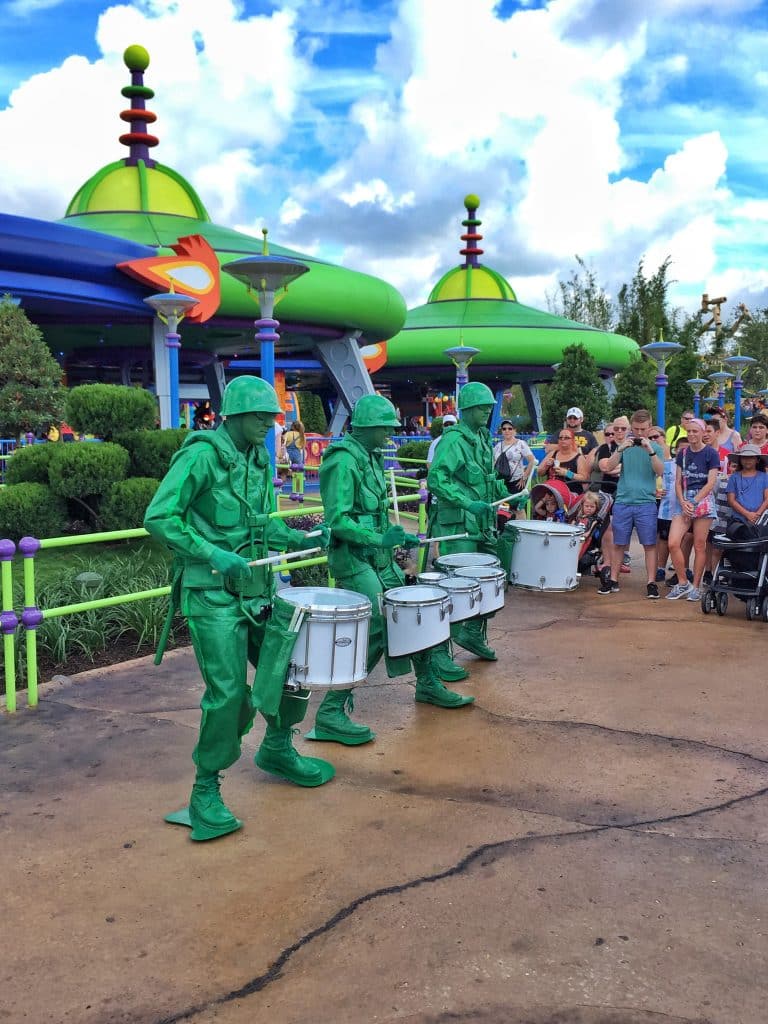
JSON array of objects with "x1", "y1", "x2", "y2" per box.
[
  {"x1": 476, "y1": 705, "x2": 768, "y2": 767},
  {"x1": 148, "y1": 784, "x2": 767, "y2": 1024}
]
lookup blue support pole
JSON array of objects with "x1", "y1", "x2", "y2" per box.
[
  {"x1": 167, "y1": 330, "x2": 180, "y2": 429},
  {"x1": 655, "y1": 371, "x2": 668, "y2": 429},
  {"x1": 734, "y1": 380, "x2": 743, "y2": 433},
  {"x1": 256, "y1": 313, "x2": 279, "y2": 467}
]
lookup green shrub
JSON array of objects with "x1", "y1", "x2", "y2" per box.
[
  {"x1": 113, "y1": 429, "x2": 186, "y2": 478},
  {"x1": 66, "y1": 384, "x2": 157, "y2": 439},
  {"x1": 4, "y1": 443, "x2": 56, "y2": 484},
  {"x1": 395, "y1": 440, "x2": 430, "y2": 464},
  {"x1": 48, "y1": 442, "x2": 129, "y2": 515},
  {"x1": 0, "y1": 482, "x2": 67, "y2": 541},
  {"x1": 100, "y1": 477, "x2": 160, "y2": 530}
]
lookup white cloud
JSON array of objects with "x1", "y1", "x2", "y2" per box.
[{"x1": 0, "y1": 0, "x2": 311, "y2": 221}]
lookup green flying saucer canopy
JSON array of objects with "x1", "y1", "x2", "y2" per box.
[
  {"x1": 381, "y1": 194, "x2": 637, "y2": 378},
  {"x1": 66, "y1": 45, "x2": 209, "y2": 221},
  {"x1": 60, "y1": 45, "x2": 405, "y2": 345}
]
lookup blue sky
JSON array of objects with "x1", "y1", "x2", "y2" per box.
[{"x1": 1, "y1": 0, "x2": 767, "y2": 323}]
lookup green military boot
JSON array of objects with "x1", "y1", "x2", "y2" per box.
[
  {"x1": 305, "y1": 688, "x2": 375, "y2": 746},
  {"x1": 255, "y1": 689, "x2": 335, "y2": 786},
  {"x1": 165, "y1": 771, "x2": 243, "y2": 842},
  {"x1": 453, "y1": 618, "x2": 497, "y2": 661},
  {"x1": 429, "y1": 640, "x2": 469, "y2": 682},
  {"x1": 413, "y1": 658, "x2": 474, "y2": 709}
]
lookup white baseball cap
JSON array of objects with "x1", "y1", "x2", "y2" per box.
[
  {"x1": 442, "y1": 414, "x2": 457, "y2": 425},
  {"x1": 566, "y1": 407, "x2": 584, "y2": 419}
]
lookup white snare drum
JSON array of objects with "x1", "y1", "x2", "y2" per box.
[
  {"x1": 454, "y1": 565, "x2": 506, "y2": 613},
  {"x1": 436, "y1": 576, "x2": 483, "y2": 622},
  {"x1": 508, "y1": 521, "x2": 584, "y2": 592},
  {"x1": 417, "y1": 571, "x2": 449, "y2": 586},
  {"x1": 382, "y1": 585, "x2": 451, "y2": 656},
  {"x1": 433, "y1": 552, "x2": 501, "y2": 574},
  {"x1": 280, "y1": 587, "x2": 371, "y2": 689}
]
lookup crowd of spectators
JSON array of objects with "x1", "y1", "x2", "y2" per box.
[{"x1": 489, "y1": 401, "x2": 768, "y2": 604}]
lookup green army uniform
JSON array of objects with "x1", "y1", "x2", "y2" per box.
[
  {"x1": 427, "y1": 382, "x2": 508, "y2": 661},
  {"x1": 144, "y1": 376, "x2": 333, "y2": 842},
  {"x1": 307, "y1": 395, "x2": 473, "y2": 747}
]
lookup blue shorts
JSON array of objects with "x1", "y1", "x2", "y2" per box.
[{"x1": 611, "y1": 502, "x2": 658, "y2": 547}]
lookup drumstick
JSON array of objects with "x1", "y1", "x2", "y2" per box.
[
  {"x1": 490, "y1": 495, "x2": 515, "y2": 508},
  {"x1": 211, "y1": 547, "x2": 321, "y2": 573},
  {"x1": 389, "y1": 468, "x2": 400, "y2": 525},
  {"x1": 417, "y1": 532, "x2": 470, "y2": 545}
]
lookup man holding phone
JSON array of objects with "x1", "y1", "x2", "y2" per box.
[{"x1": 598, "y1": 410, "x2": 665, "y2": 598}]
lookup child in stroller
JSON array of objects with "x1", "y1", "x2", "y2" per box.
[
  {"x1": 566, "y1": 489, "x2": 614, "y2": 577},
  {"x1": 531, "y1": 479, "x2": 576, "y2": 522}
]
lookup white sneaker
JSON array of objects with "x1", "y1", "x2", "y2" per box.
[{"x1": 666, "y1": 582, "x2": 692, "y2": 600}]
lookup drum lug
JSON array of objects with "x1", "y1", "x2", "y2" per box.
[
  {"x1": 539, "y1": 576, "x2": 546, "y2": 589},
  {"x1": 417, "y1": 607, "x2": 422, "y2": 625},
  {"x1": 543, "y1": 535, "x2": 550, "y2": 546},
  {"x1": 284, "y1": 677, "x2": 303, "y2": 693},
  {"x1": 565, "y1": 576, "x2": 574, "y2": 587},
  {"x1": 391, "y1": 607, "x2": 398, "y2": 622}
]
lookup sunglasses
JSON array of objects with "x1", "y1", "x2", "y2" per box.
[
  {"x1": 500, "y1": 426, "x2": 515, "y2": 431},
  {"x1": 614, "y1": 426, "x2": 628, "y2": 430},
  {"x1": 604, "y1": 431, "x2": 615, "y2": 437},
  {"x1": 648, "y1": 433, "x2": 662, "y2": 440}
]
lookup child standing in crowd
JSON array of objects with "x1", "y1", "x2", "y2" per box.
[
  {"x1": 667, "y1": 419, "x2": 720, "y2": 601},
  {"x1": 725, "y1": 445, "x2": 768, "y2": 525}
]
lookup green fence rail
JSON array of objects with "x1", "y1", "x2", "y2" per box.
[{"x1": 1, "y1": 482, "x2": 430, "y2": 713}]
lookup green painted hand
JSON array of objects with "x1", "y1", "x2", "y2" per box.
[
  {"x1": 381, "y1": 524, "x2": 410, "y2": 549},
  {"x1": 468, "y1": 500, "x2": 492, "y2": 517},
  {"x1": 209, "y1": 548, "x2": 253, "y2": 580}
]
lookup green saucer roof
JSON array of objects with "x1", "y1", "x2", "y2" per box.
[
  {"x1": 382, "y1": 195, "x2": 637, "y2": 377},
  {"x1": 59, "y1": 45, "x2": 405, "y2": 345}
]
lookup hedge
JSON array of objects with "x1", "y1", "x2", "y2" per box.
[
  {"x1": 66, "y1": 384, "x2": 157, "y2": 439},
  {"x1": 47, "y1": 442, "x2": 130, "y2": 501},
  {"x1": 100, "y1": 477, "x2": 161, "y2": 531},
  {"x1": 0, "y1": 483, "x2": 67, "y2": 542},
  {"x1": 113, "y1": 429, "x2": 186, "y2": 479},
  {"x1": 4, "y1": 443, "x2": 56, "y2": 485}
]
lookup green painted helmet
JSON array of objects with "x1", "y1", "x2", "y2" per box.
[
  {"x1": 220, "y1": 376, "x2": 282, "y2": 417},
  {"x1": 458, "y1": 381, "x2": 495, "y2": 410},
  {"x1": 350, "y1": 394, "x2": 400, "y2": 428}
]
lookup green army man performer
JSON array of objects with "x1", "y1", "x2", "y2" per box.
[
  {"x1": 144, "y1": 376, "x2": 334, "y2": 842},
  {"x1": 428, "y1": 381, "x2": 510, "y2": 662},
  {"x1": 306, "y1": 393, "x2": 473, "y2": 748}
]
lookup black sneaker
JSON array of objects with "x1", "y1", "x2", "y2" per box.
[
  {"x1": 665, "y1": 573, "x2": 678, "y2": 587},
  {"x1": 598, "y1": 579, "x2": 612, "y2": 594},
  {"x1": 646, "y1": 582, "x2": 660, "y2": 599},
  {"x1": 685, "y1": 568, "x2": 694, "y2": 583},
  {"x1": 702, "y1": 570, "x2": 713, "y2": 586},
  {"x1": 610, "y1": 579, "x2": 620, "y2": 593}
]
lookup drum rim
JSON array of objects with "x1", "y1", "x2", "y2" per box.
[
  {"x1": 514, "y1": 521, "x2": 584, "y2": 535},
  {"x1": 383, "y1": 585, "x2": 451, "y2": 607},
  {"x1": 434, "y1": 553, "x2": 500, "y2": 567},
  {"x1": 435, "y1": 577, "x2": 483, "y2": 594},
  {"x1": 453, "y1": 566, "x2": 506, "y2": 581},
  {"x1": 280, "y1": 586, "x2": 372, "y2": 615}
]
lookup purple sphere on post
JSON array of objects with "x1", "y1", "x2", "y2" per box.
[
  {"x1": 0, "y1": 539, "x2": 16, "y2": 561},
  {"x1": 18, "y1": 536, "x2": 41, "y2": 557}
]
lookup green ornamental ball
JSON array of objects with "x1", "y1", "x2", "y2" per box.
[
  {"x1": 464, "y1": 193, "x2": 481, "y2": 209},
  {"x1": 124, "y1": 44, "x2": 150, "y2": 72}
]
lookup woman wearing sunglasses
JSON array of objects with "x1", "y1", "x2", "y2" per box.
[
  {"x1": 493, "y1": 420, "x2": 536, "y2": 497},
  {"x1": 538, "y1": 428, "x2": 589, "y2": 495}
]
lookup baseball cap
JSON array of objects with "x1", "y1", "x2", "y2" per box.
[
  {"x1": 566, "y1": 407, "x2": 583, "y2": 419},
  {"x1": 442, "y1": 414, "x2": 457, "y2": 425}
]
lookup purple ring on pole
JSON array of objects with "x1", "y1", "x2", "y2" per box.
[
  {"x1": 18, "y1": 536, "x2": 40, "y2": 557},
  {"x1": 21, "y1": 607, "x2": 43, "y2": 629},
  {"x1": 0, "y1": 539, "x2": 16, "y2": 561},
  {"x1": 0, "y1": 610, "x2": 18, "y2": 634}
]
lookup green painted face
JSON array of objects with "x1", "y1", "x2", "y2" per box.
[
  {"x1": 226, "y1": 411, "x2": 277, "y2": 449},
  {"x1": 462, "y1": 405, "x2": 493, "y2": 432},
  {"x1": 352, "y1": 425, "x2": 390, "y2": 451}
]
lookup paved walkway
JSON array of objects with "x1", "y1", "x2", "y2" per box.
[{"x1": 2, "y1": 570, "x2": 767, "y2": 1024}]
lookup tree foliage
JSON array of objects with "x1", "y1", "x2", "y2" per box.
[
  {"x1": 0, "y1": 483, "x2": 67, "y2": 543},
  {"x1": 547, "y1": 256, "x2": 614, "y2": 330},
  {"x1": 542, "y1": 344, "x2": 609, "y2": 432},
  {"x1": 610, "y1": 354, "x2": 656, "y2": 419},
  {"x1": 66, "y1": 383, "x2": 157, "y2": 439},
  {"x1": 0, "y1": 295, "x2": 65, "y2": 439},
  {"x1": 300, "y1": 392, "x2": 329, "y2": 434}
]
